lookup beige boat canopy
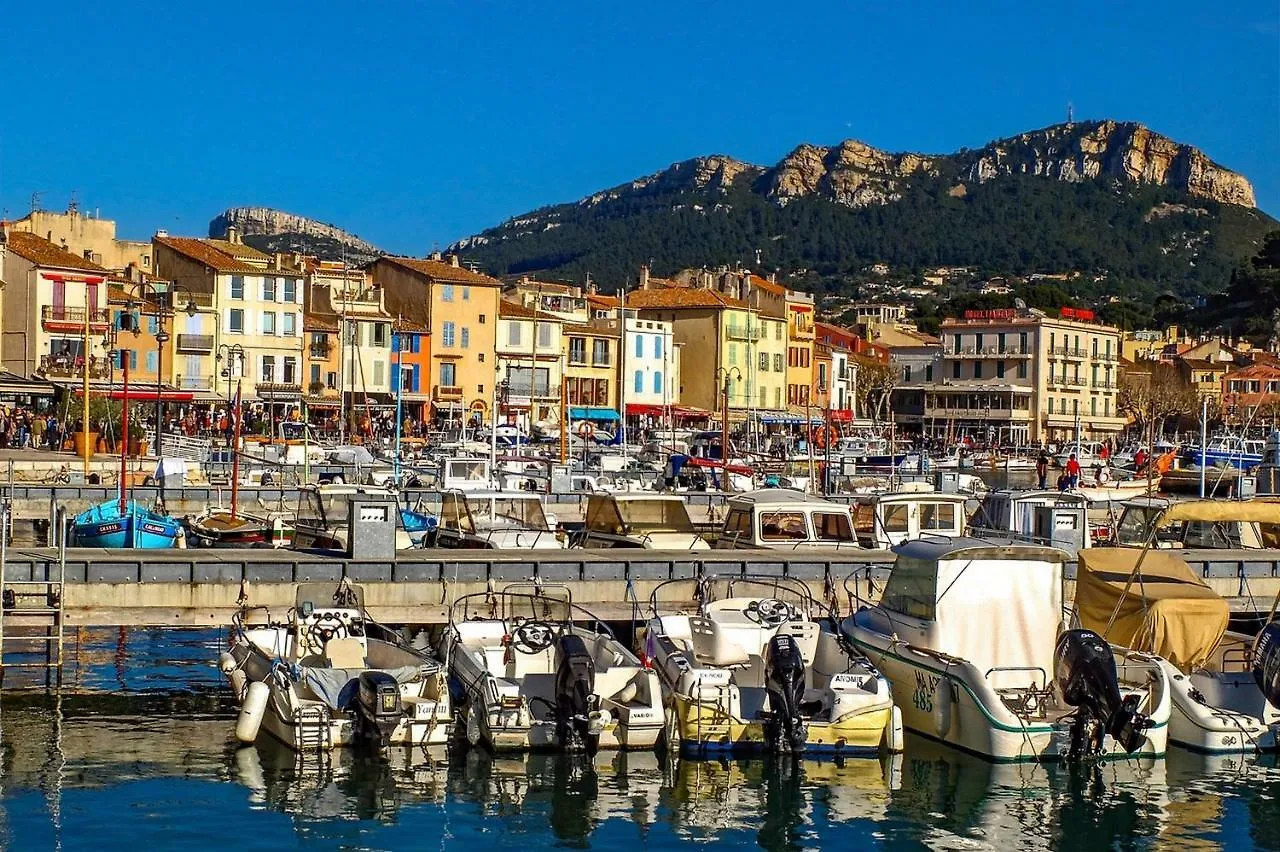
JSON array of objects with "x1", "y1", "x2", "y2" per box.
[
  {"x1": 1076, "y1": 548, "x2": 1229, "y2": 670},
  {"x1": 1156, "y1": 499, "x2": 1280, "y2": 527}
]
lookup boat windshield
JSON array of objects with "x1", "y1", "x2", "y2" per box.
[
  {"x1": 615, "y1": 499, "x2": 695, "y2": 533},
  {"x1": 813, "y1": 511, "x2": 855, "y2": 542},
  {"x1": 471, "y1": 496, "x2": 550, "y2": 530},
  {"x1": 878, "y1": 556, "x2": 939, "y2": 620},
  {"x1": 439, "y1": 493, "x2": 477, "y2": 534},
  {"x1": 1115, "y1": 504, "x2": 1166, "y2": 546}
]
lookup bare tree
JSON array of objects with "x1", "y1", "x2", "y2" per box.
[
  {"x1": 855, "y1": 359, "x2": 898, "y2": 424},
  {"x1": 1118, "y1": 362, "x2": 1199, "y2": 438}
]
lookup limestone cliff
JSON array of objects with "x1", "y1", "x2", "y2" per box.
[
  {"x1": 208, "y1": 207, "x2": 381, "y2": 260},
  {"x1": 768, "y1": 140, "x2": 937, "y2": 207}
]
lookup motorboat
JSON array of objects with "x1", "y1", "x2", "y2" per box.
[
  {"x1": 851, "y1": 489, "x2": 968, "y2": 548},
  {"x1": 70, "y1": 499, "x2": 183, "y2": 548},
  {"x1": 220, "y1": 580, "x2": 453, "y2": 750},
  {"x1": 440, "y1": 583, "x2": 663, "y2": 752},
  {"x1": 832, "y1": 435, "x2": 909, "y2": 469},
  {"x1": 425, "y1": 491, "x2": 565, "y2": 550},
  {"x1": 715, "y1": 489, "x2": 862, "y2": 550},
  {"x1": 1054, "y1": 441, "x2": 1106, "y2": 469},
  {"x1": 1112, "y1": 496, "x2": 1280, "y2": 550},
  {"x1": 842, "y1": 538, "x2": 1171, "y2": 761},
  {"x1": 1076, "y1": 542, "x2": 1278, "y2": 753},
  {"x1": 570, "y1": 493, "x2": 710, "y2": 550},
  {"x1": 969, "y1": 489, "x2": 1093, "y2": 553},
  {"x1": 291, "y1": 483, "x2": 415, "y2": 552},
  {"x1": 643, "y1": 574, "x2": 903, "y2": 755},
  {"x1": 1183, "y1": 435, "x2": 1265, "y2": 471}
]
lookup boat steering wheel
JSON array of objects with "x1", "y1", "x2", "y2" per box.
[
  {"x1": 306, "y1": 611, "x2": 349, "y2": 648},
  {"x1": 511, "y1": 620, "x2": 557, "y2": 654},
  {"x1": 746, "y1": 598, "x2": 795, "y2": 627}
]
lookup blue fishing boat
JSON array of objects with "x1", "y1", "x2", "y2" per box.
[
  {"x1": 70, "y1": 499, "x2": 182, "y2": 548},
  {"x1": 399, "y1": 506, "x2": 437, "y2": 546},
  {"x1": 1182, "y1": 435, "x2": 1265, "y2": 470}
]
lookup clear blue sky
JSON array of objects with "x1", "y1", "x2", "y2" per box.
[{"x1": 2, "y1": 1, "x2": 1276, "y2": 254}]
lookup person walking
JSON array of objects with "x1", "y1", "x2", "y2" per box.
[{"x1": 1036, "y1": 452, "x2": 1049, "y2": 490}]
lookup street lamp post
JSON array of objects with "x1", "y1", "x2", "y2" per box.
[
  {"x1": 124, "y1": 283, "x2": 199, "y2": 460},
  {"x1": 714, "y1": 366, "x2": 742, "y2": 490}
]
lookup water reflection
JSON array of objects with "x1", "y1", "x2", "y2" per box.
[{"x1": 1, "y1": 694, "x2": 1279, "y2": 851}]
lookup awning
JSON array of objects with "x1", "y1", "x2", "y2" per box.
[
  {"x1": 569, "y1": 406, "x2": 619, "y2": 421},
  {"x1": 0, "y1": 371, "x2": 56, "y2": 397},
  {"x1": 69, "y1": 383, "x2": 193, "y2": 403},
  {"x1": 625, "y1": 403, "x2": 665, "y2": 417}
]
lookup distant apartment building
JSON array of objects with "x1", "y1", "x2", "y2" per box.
[
  {"x1": 297, "y1": 259, "x2": 393, "y2": 403},
  {"x1": 9, "y1": 204, "x2": 152, "y2": 272},
  {"x1": 933, "y1": 307, "x2": 1124, "y2": 442},
  {"x1": 562, "y1": 322, "x2": 619, "y2": 417},
  {"x1": 370, "y1": 253, "x2": 502, "y2": 426},
  {"x1": 497, "y1": 299, "x2": 564, "y2": 429}
]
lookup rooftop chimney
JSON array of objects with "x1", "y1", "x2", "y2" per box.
[
  {"x1": 226, "y1": 224, "x2": 241, "y2": 245},
  {"x1": 154, "y1": 228, "x2": 168, "y2": 238},
  {"x1": 639, "y1": 265, "x2": 650, "y2": 291},
  {"x1": 429, "y1": 250, "x2": 443, "y2": 261},
  {"x1": 449, "y1": 254, "x2": 460, "y2": 268}
]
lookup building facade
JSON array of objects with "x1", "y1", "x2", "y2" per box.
[
  {"x1": 497, "y1": 300, "x2": 564, "y2": 429},
  {"x1": 10, "y1": 205, "x2": 152, "y2": 272}
]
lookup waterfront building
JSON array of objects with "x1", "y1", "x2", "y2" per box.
[
  {"x1": 369, "y1": 253, "x2": 502, "y2": 427},
  {"x1": 390, "y1": 318, "x2": 431, "y2": 425},
  {"x1": 932, "y1": 307, "x2": 1124, "y2": 442},
  {"x1": 562, "y1": 322, "x2": 620, "y2": 421},
  {"x1": 497, "y1": 299, "x2": 564, "y2": 430},
  {"x1": 9, "y1": 204, "x2": 153, "y2": 272},
  {"x1": 1221, "y1": 361, "x2": 1280, "y2": 420},
  {"x1": 153, "y1": 229, "x2": 305, "y2": 412},
  {"x1": 784, "y1": 288, "x2": 816, "y2": 408},
  {"x1": 1, "y1": 230, "x2": 113, "y2": 384}
]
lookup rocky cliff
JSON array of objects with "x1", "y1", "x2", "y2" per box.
[{"x1": 208, "y1": 207, "x2": 381, "y2": 263}]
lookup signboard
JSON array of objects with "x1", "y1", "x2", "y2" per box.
[
  {"x1": 1059, "y1": 307, "x2": 1095, "y2": 321},
  {"x1": 962, "y1": 309, "x2": 1017, "y2": 320}
]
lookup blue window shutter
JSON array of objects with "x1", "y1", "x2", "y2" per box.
[
  {"x1": 143, "y1": 351, "x2": 153, "y2": 372},
  {"x1": 654, "y1": 371, "x2": 662, "y2": 394}
]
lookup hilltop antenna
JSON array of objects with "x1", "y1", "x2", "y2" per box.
[
  {"x1": 29, "y1": 191, "x2": 42, "y2": 213},
  {"x1": 67, "y1": 190, "x2": 78, "y2": 215},
  {"x1": 1066, "y1": 102, "x2": 1074, "y2": 124}
]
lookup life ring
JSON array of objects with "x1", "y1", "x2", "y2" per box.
[
  {"x1": 934, "y1": 678, "x2": 955, "y2": 739},
  {"x1": 576, "y1": 422, "x2": 595, "y2": 441}
]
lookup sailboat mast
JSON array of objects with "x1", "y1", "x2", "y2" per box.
[
  {"x1": 119, "y1": 356, "x2": 129, "y2": 513},
  {"x1": 82, "y1": 288, "x2": 90, "y2": 478},
  {"x1": 231, "y1": 380, "x2": 243, "y2": 521}
]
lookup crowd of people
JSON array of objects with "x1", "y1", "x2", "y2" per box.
[{"x1": 0, "y1": 406, "x2": 66, "y2": 450}]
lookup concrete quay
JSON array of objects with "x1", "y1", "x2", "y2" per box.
[{"x1": 1, "y1": 546, "x2": 1278, "y2": 627}]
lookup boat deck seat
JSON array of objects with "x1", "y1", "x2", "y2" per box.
[
  {"x1": 689, "y1": 616, "x2": 751, "y2": 668},
  {"x1": 324, "y1": 637, "x2": 367, "y2": 669}
]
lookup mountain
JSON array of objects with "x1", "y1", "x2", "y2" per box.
[
  {"x1": 450, "y1": 120, "x2": 1276, "y2": 300},
  {"x1": 208, "y1": 206, "x2": 382, "y2": 265}
]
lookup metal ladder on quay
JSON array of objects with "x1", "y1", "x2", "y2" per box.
[{"x1": 0, "y1": 484, "x2": 68, "y2": 687}]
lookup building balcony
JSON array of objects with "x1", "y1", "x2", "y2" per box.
[
  {"x1": 944, "y1": 346, "x2": 1032, "y2": 358},
  {"x1": 176, "y1": 334, "x2": 215, "y2": 354},
  {"x1": 308, "y1": 344, "x2": 332, "y2": 359},
  {"x1": 38, "y1": 355, "x2": 112, "y2": 380},
  {"x1": 176, "y1": 374, "x2": 215, "y2": 391},
  {"x1": 726, "y1": 326, "x2": 762, "y2": 341},
  {"x1": 434, "y1": 384, "x2": 463, "y2": 402},
  {"x1": 41, "y1": 306, "x2": 110, "y2": 331},
  {"x1": 924, "y1": 406, "x2": 1030, "y2": 420},
  {"x1": 1049, "y1": 346, "x2": 1086, "y2": 360},
  {"x1": 1092, "y1": 380, "x2": 1117, "y2": 390},
  {"x1": 1048, "y1": 375, "x2": 1089, "y2": 388},
  {"x1": 505, "y1": 383, "x2": 560, "y2": 400},
  {"x1": 257, "y1": 381, "x2": 303, "y2": 397}
]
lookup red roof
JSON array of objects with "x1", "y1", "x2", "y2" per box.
[
  {"x1": 6, "y1": 231, "x2": 108, "y2": 272},
  {"x1": 626, "y1": 288, "x2": 746, "y2": 310},
  {"x1": 379, "y1": 255, "x2": 500, "y2": 285}
]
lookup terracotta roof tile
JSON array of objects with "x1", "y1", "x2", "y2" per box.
[
  {"x1": 626, "y1": 288, "x2": 746, "y2": 310},
  {"x1": 748, "y1": 274, "x2": 785, "y2": 296},
  {"x1": 393, "y1": 317, "x2": 430, "y2": 333},
  {"x1": 5, "y1": 231, "x2": 109, "y2": 272},
  {"x1": 204, "y1": 239, "x2": 271, "y2": 263},
  {"x1": 303, "y1": 313, "x2": 340, "y2": 333},
  {"x1": 381, "y1": 255, "x2": 500, "y2": 285},
  {"x1": 499, "y1": 300, "x2": 539, "y2": 319},
  {"x1": 563, "y1": 322, "x2": 619, "y2": 337},
  {"x1": 155, "y1": 236, "x2": 261, "y2": 273},
  {"x1": 586, "y1": 294, "x2": 619, "y2": 308}
]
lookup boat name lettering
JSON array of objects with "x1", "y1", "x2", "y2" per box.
[{"x1": 912, "y1": 670, "x2": 939, "y2": 713}]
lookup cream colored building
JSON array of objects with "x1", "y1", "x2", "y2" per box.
[
  {"x1": 153, "y1": 229, "x2": 304, "y2": 406},
  {"x1": 295, "y1": 259, "x2": 393, "y2": 398},
  {"x1": 932, "y1": 308, "x2": 1124, "y2": 442},
  {"x1": 497, "y1": 299, "x2": 564, "y2": 429},
  {"x1": 10, "y1": 206, "x2": 152, "y2": 272}
]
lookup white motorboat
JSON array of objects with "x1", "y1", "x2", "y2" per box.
[
  {"x1": 715, "y1": 489, "x2": 862, "y2": 550},
  {"x1": 440, "y1": 584, "x2": 664, "y2": 752},
  {"x1": 425, "y1": 491, "x2": 565, "y2": 550},
  {"x1": 291, "y1": 483, "x2": 415, "y2": 552},
  {"x1": 1054, "y1": 441, "x2": 1106, "y2": 469},
  {"x1": 643, "y1": 575, "x2": 903, "y2": 756},
  {"x1": 571, "y1": 493, "x2": 710, "y2": 550},
  {"x1": 842, "y1": 538, "x2": 1171, "y2": 761},
  {"x1": 1076, "y1": 545, "x2": 1278, "y2": 754},
  {"x1": 852, "y1": 489, "x2": 968, "y2": 548},
  {"x1": 220, "y1": 580, "x2": 453, "y2": 750}
]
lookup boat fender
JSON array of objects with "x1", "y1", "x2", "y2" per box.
[
  {"x1": 886, "y1": 705, "x2": 905, "y2": 753},
  {"x1": 228, "y1": 668, "x2": 248, "y2": 703},
  {"x1": 933, "y1": 678, "x2": 954, "y2": 739},
  {"x1": 1097, "y1": 468, "x2": 1111, "y2": 484},
  {"x1": 611, "y1": 678, "x2": 639, "y2": 706},
  {"x1": 218, "y1": 651, "x2": 238, "y2": 674},
  {"x1": 235, "y1": 681, "x2": 270, "y2": 743},
  {"x1": 466, "y1": 704, "x2": 485, "y2": 747}
]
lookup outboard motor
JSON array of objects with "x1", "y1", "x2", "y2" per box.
[
  {"x1": 1253, "y1": 621, "x2": 1280, "y2": 709},
  {"x1": 354, "y1": 670, "x2": 403, "y2": 744},
  {"x1": 554, "y1": 634, "x2": 599, "y2": 753},
  {"x1": 763, "y1": 634, "x2": 807, "y2": 753},
  {"x1": 1055, "y1": 629, "x2": 1153, "y2": 758}
]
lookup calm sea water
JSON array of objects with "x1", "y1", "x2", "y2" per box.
[{"x1": 1, "y1": 630, "x2": 1278, "y2": 852}]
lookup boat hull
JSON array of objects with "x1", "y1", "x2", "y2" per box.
[
  {"x1": 845, "y1": 625, "x2": 1170, "y2": 762},
  {"x1": 666, "y1": 693, "x2": 894, "y2": 756},
  {"x1": 1164, "y1": 659, "x2": 1280, "y2": 753},
  {"x1": 71, "y1": 502, "x2": 181, "y2": 549}
]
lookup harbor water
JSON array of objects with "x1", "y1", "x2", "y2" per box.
[{"x1": 1, "y1": 629, "x2": 1278, "y2": 851}]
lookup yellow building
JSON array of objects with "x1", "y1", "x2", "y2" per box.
[
  {"x1": 369, "y1": 253, "x2": 502, "y2": 426},
  {"x1": 784, "y1": 289, "x2": 816, "y2": 408},
  {"x1": 562, "y1": 322, "x2": 620, "y2": 418},
  {"x1": 497, "y1": 299, "x2": 564, "y2": 429}
]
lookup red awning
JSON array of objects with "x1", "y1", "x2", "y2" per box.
[
  {"x1": 625, "y1": 403, "x2": 666, "y2": 417},
  {"x1": 672, "y1": 405, "x2": 709, "y2": 418},
  {"x1": 74, "y1": 387, "x2": 194, "y2": 403},
  {"x1": 829, "y1": 409, "x2": 853, "y2": 423}
]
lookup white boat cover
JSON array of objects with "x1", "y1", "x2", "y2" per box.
[{"x1": 1076, "y1": 548, "x2": 1228, "y2": 670}]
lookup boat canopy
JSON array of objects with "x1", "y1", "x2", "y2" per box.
[
  {"x1": 882, "y1": 539, "x2": 1068, "y2": 688},
  {"x1": 1156, "y1": 499, "x2": 1280, "y2": 528},
  {"x1": 1076, "y1": 549, "x2": 1228, "y2": 670}
]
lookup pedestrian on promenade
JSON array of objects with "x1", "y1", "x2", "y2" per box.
[
  {"x1": 1065, "y1": 453, "x2": 1081, "y2": 489},
  {"x1": 1036, "y1": 453, "x2": 1049, "y2": 490}
]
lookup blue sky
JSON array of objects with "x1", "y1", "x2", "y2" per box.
[{"x1": 1, "y1": 1, "x2": 1276, "y2": 254}]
